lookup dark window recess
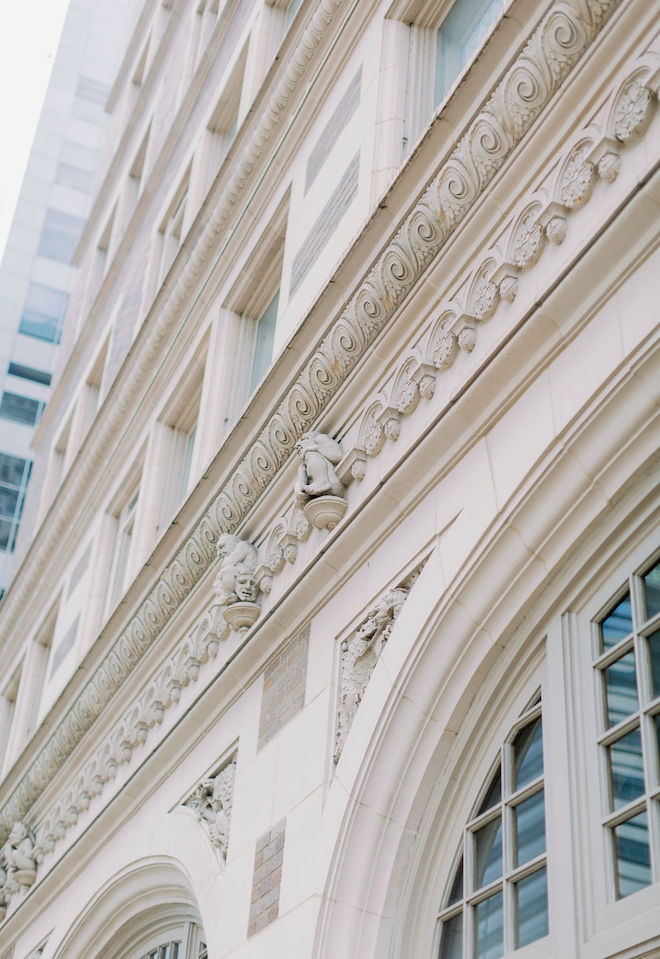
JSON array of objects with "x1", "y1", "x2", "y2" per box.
[
  {"x1": 0, "y1": 452, "x2": 28, "y2": 486},
  {"x1": 38, "y1": 208, "x2": 86, "y2": 263},
  {"x1": 7, "y1": 363, "x2": 51, "y2": 386},
  {"x1": 19, "y1": 282, "x2": 69, "y2": 343},
  {"x1": 0, "y1": 392, "x2": 44, "y2": 426}
]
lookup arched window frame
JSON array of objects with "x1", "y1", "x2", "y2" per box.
[
  {"x1": 589, "y1": 548, "x2": 660, "y2": 902},
  {"x1": 105, "y1": 909, "x2": 206, "y2": 959},
  {"x1": 435, "y1": 693, "x2": 549, "y2": 959}
]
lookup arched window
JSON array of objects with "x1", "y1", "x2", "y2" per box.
[
  {"x1": 592, "y1": 552, "x2": 660, "y2": 899},
  {"x1": 436, "y1": 696, "x2": 547, "y2": 959},
  {"x1": 114, "y1": 919, "x2": 206, "y2": 959}
]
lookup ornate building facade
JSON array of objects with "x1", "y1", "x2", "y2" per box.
[{"x1": 0, "y1": 0, "x2": 659, "y2": 957}]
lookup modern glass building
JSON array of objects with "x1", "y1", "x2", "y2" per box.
[{"x1": 0, "y1": 0, "x2": 135, "y2": 597}]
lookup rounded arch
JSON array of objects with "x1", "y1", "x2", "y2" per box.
[
  {"x1": 313, "y1": 375, "x2": 660, "y2": 959},
  {"x1": 50, "y1": 857, "x2": 204, "y2": 959}
]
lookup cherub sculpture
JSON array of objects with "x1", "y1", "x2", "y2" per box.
[
  {"x1": 293, "y1": 432, "x2": 345, "y2": 508},
  {"x1": 213, "y1": 534, "x2": 258, "y2": 605},
  {"x1": 3, "y1": 822, "x2": 37, "y2": 888}
]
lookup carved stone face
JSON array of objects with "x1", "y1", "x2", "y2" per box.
[{"x1": 234, "y1": 570, "x2": 257, "y2": 602}]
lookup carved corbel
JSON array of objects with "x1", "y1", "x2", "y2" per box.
[
  {"x1": 491, "y1": 263, "x2": 519, "y2": 303},
  {"x1": 612, "y1": 75, "x2": 654, "y2": 143},
  {"x1": 428, "y1": 309, "x2": 459, "y2": 371},
  {"x1": 587, "y1": 136, "x2": 621, "y2": 182},
  {"x1": 392, "y1": 358, "x2": 421, "y2": 416},
  {"x1": 336, "y1": 446, "x2": 367, "y2": 486},
  {"x1": 509, "y1": 204, "x2": 545, "y2": 270},
  {"x1": 359, "y1": 401, "x2": 386, "y2": 457},
  {"x1": 557, "y1": 140, "x2": 596, "y2": 210},
  {"x1": 537, "y1": 201, "x2": 568, "y2": 245},
  {"x1": 468, "y1": 260, "x2": 500, "y2": 322},
  {"x1": 376, "y1": 404, "x2": 401, "y2": 443},
  {"x1": 194, "y1": 604, "x2": 230, "y2": 658}
]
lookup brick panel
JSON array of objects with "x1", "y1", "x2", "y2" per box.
[
  {"x1": 247, "y1": 818, "x2": 286, "y2": 938},
  {"x1": 258, "y1": 623, "x2": 309, "y2": 749}
]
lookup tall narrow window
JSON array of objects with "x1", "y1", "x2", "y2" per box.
[
  {"x1": 157, "y1": 168, "x2": 191, "y2": 289},
  {"x1": 436, "y1": 697, "x2": 548, "y2": 959},
  {"x1": 394, "y1": 0, "x2": 507, "y2": 155},
  {"x1": 593, "y1": 555, "x2": 660, "y2": 899},
  {"x1": 0, "y1": 453, "x2": 31, "y2": 555},
  {"x1": 18, "y1": 282, "x2": 69, "y2": 343},
  {"x1": 108, "y1": 487, "x2": 140, "y2": 611},
  {"x1": 0, "y1": 668, "x2": 21, "y2": 775},
  {"x1": 157, "y1": 370, "x2": 202, "y2": 532},
  {"x1": 249, "y1": 290, "x2": 280, "y2": 393},
  {"x1": 204, "y1": 45, "x2": 247, "y2": 191},
  {"x1": 435, "y1": 0, "x2": 504, "y2": 107}
]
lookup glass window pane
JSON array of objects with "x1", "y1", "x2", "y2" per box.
[
  {"x1": 614, "y1": 811, "x2": 651, "y2": 898},
  {"x1": 0, "y1": 485, "x2": 20, "y2": 520},
  {"x1": 249, "y1": 290, "x2": 280, "y2": 393},
  {"x1": 647, "y1": 628, "x2": 660, "y2": 700},
  {"x1": 608, "y1": 727, "x2": 645, "y2": 810},
  {"x1": 600, "y1": 594, "x2": 633, "y2": 650},
  {"x1": 447, "y1": 857, "x2": 463, "y2": 906},
  {"x1": 440, "y1": 913, "x2": 463, "y2": 959},
  {"x1": 435, "y1": 0, "x2": 503, "y2": 107},
  {"x1": 19, "y1": 282, "x2": 69, "y2": 343},
  {"x1": 0, "y1": 453, "x2": 27, "y2": 486},
  {"x1": 604, "y1": 650, "x2": 638, "y2": 728},
  {"x1": 8, "y1": 362, "x2": 51, "y2": 386},
  {"x1": 38, "y1": 208, "x2": 86, "y2": 263},
  {"x1": 515, "y1": 868, "x2": 548, "y2": 948},
  {"x1": 474, "y1": 891, "x2": 503, "y2": 959},
  {"x1": 513, "y1": 718, "x2": 543, "y2": 790},
  {"x1": 513, "y1": 789, "x2": 546, "y2": 867},
  {"x1": 654, "y1": 713, "x2": 660, "y2": 784},
  {"x1": 643, "y1": 561, "x2": 660, "y2": 622},
  {"x1": 0, "y1": 392, "x2": 43, "y2": 426},
  {"x1": 474, "y1": 816, "x2": 502, "y2": 889},
  {"x1": 477, "y1": 770, "x2": 501, "y2": 815},
  {"x1": 0, "y1": 518, "x2": 13, "y2": 551}
]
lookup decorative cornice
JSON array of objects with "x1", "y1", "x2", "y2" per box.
[{"x1": 0, "y1": 0, "x2": 621, "y2": 841}]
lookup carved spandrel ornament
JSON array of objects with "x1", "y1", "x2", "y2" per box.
[
  {"x1": 184, "y1": 759, "x2": 236, "y2": 860},
  {"x1": 334, "y1": 587, "x2": 409, "y2": 763}
]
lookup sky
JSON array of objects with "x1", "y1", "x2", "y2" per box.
[{"x1": 0, "y1": 1, "x2": 71, "y2": 262}]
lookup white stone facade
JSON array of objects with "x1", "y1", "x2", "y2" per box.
[{"x1": 0, "y1": 0, "x2": 659, "y2": 958}]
